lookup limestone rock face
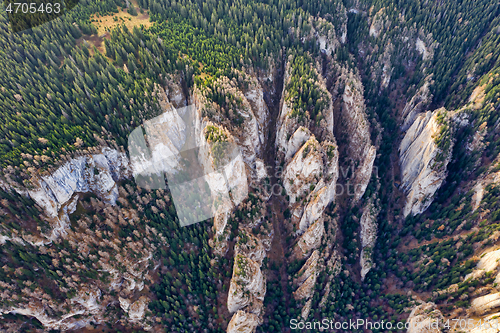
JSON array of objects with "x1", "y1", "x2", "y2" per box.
[
  {"x1": 472, "y1": 165, "x2": 500, "y2": 211},
  {"x1": 242, "y1": 74, "x2": 270, "y2": 160},
  {"x1": 416, "y1": 38, "x2": 433, "y2": 61},
  {"x1": 284, "y1": 136, "x2": 325, "y2": 204},
  {"x1": 369, "y1": 8, "x2": 387, "y2": 38},
  {"x1": 293, "y1": 270, "x2": 317, "y2": 301},
  {"x1": 1, "y1": 284, "x2": 104, "y2": 331},
  {"x1": 360, "y1": 199, "x2": 380, "y2": 280},
  {"x1": 227, "y1": 254, "x2": 266, "y2": 314},
  {"x1": 402, "y1": 81, "x2": 431, "y2": 131},
  {"x1": 340, "y1": 72, "x2": 376, "y2": 202},
  {"x1": 235, "y1": 230, "x2": 266, "y2": 265},
  {"x1": 351, "y1": 145, "x2": 377, "y2": 202},
  {"x1": 285, "y1": 126, "x2": 312, "y2": 161},
  {"x1": 227, "y1": 310, "x2": 260, "y2": 333},
  {"x1": 284, "y1": 138, "x2": 339, "y2": 227},
  {"x1": 297, "y1": 219, "x2": 325, "y2": 256},
  {"x1": 312, "y1": 17, "x2": 340, "y2": 55},
  {"x1": 119, "y1": 296, "x2": 149, "y2": 323},
  {"x1": 292, "y1": 251, "x2": 320, "y2": 302},
  {"x1": 26, "y1": 148, "x2": 130, "y2": 242},
  {"x1": 294, "y1": 250, "x2": 319, "y2": 287},
  {"x1": 276, "y1": 60, "x2": 334, "y2": 160},
  {"x1": 72, "y1": 285, "x2": 102, "y2": 314},
  {"x1": 29, "y1": 148, "x2": 130, "y2": 220},
  {"x1": 399, "y1": 110, "x2": 453, "y2": 217},
  {"x1": 407, "y1": 302, "x2": 444, "y2": 333},
  {"x1": 190, "y1": 73, "x2": 268, "y2": 246},
  {"x1": 471, "y1": 293, "x2": 500, "y2": 315},
  {"x1": 467, "y1": 249, "x2": 500, "y2": 280}
]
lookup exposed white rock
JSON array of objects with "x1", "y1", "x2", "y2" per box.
[
  {"x1": 416, "y1": 38, "x2": 431, "y2": 61},
  {"x1": 227, "y1": 310, "x2": 260, "y2": 333},
  {"x1": 472, "y1": 167, "x2": 500, "y2": 211},
  {"x1": 235, "y1": 230, "x2": 266, "y2": 265},
  {"x1": 369, "y1": 9, "x2": 386, "y2": 38},
  {"x1": 340, "y1": 72, "x2": 376, "y2": 202},
  {"x1": 72, "y1": 285, "x2": 101, "y2": 314},
  {"x1": 285, "y1": 126, "x2": 312, "y2": 162},
  {"x1": 293, "y1": 251, "x2": 320, "y2": 302},
  {"x1": 402, "y1": 81, "x2": 431, "y2": 131},
  {"x1": 227, "y1": 254, "x2": 266, "y2": 314},
  {"x1": 276, "y1": 99, "x2": 298, "y2": 157},
  {"x1": 407, "y1": 302, "x2": 444, "y2": 333},
  {"x1": 298, "y1": 181, "x2": 335, "y2": 232},
  {"x1": 399, "y1": 110, "x2": 453, "y2": 217},
  {"x1": 371, "y1": 42, "x2": 395, "y2": 90},
  {"x1": 119, "y1": 296, "x2": 149, "y2": 323},
  {"x1": 1, "y1": 284, "x2": 105, "y2": 331},
  {"x1": 351, "y1": 145, "x2": 376, "y2": 202},
  {"x1": 471, "y1": 293, "x2": 500, "y2": 315},
  {"x1": 477, "y1": 250, "x2": 500, "y2": 272},
  {"x1": 253, "y1": 159, "x2": 268, "y2": 181},
  {"x1": 360, "y1": 198, "x2": 380, "y2": 280},
  {"x1": 283, "y1": 137, "x2": 324, "y2": 204},
  {"x1": 276, "y1": 60, "x2": 334, "y2": 159},
  {"x1": 297, "y1": 219, "x2": 325, "y2": 255},
  {"x1": 294, "y1": 250, "x2": 320, "y2": 286},
  {"x1": 300, "y1": 299, "x2": 313, "y2": 320},
  {"x1": 4, "y1": 304, "x2": 88, "y2": 331},
  {"x1": 29, "y1": 148, "x2": 129, "y2": 219},
  {"x1": 312, "y1": 17, "x2": 340, "y2": 55},
  {"x1": 243, "y1": 74, "x2": 270, "y2": 156},
  {"x1": 23, "y1": 148, "x2": 130, "y2": 242}
]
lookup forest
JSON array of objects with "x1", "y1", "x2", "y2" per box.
[{"x1": 0, "y1": 0, "x2": 500, "y2": 331}]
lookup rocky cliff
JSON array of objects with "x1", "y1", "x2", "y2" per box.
[
  {"x1": 399, "y1": 109, "x2": 453, "y2": 217},
  {"x1": 406, "y1": 302, "x2": 444, "y2": 333},
  {"x1": 359, "y1": 196, "x2": 380, "y2": 280},
  {"x1": 338, "y1": 70, "x2": 377, "y2": 202}
]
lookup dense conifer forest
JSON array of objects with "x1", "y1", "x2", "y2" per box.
[{"x1": 0, "y1": 0, "x2": 500, "y2": 331}]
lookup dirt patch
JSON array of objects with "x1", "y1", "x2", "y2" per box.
[{"x1": 469, "y1": 84, "x2": 486, "y2": 110}]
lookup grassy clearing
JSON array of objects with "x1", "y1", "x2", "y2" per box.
[{"x1": 90, "y1": 0, "x2": 152, "y2": 36}]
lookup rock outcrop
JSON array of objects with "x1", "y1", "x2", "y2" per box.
[
  {"x1": 227, "y1": 254, "x2": 266, "y2": 314},
  {"x1": 471, "y1": 293, "x2": 500, "y2": 315},
  {"x1": 339, "y1": 71, "x2": 377, "y2": 202},
  {"x1": 402, "y1": 81, "x2": 432, "y2": 129},
  {"x1": 227, "y1": 310, "x2": 260, "y2": 333},
  {"x1": 312, "y1": 18, "x2": 340, "y2": 56},
  {"x1": 472, "y1": 161, "x2": 500, "y2": 211},
  {"x1": 297, "y1": 219, "x2": 325, "y2": 256},
  {"x1": 407, "y1": 302, "x2": 444, "y2": 333},
  {"x1": 399, "y1": 109, "x2": 453, "y2": 217},
  {"x1": 119, "y1": 296, "x2": 149, "y2": 323},
  {"x1": 293, "y1": 250, "x2": 320, "y2": 301},
  {"x1": 359, "y1": 198, "x2": 380, "y2": 280},
  {"x1": 29, "y1": 148, "x2": 130, "y2": 220},
  {"x1": 0, "y1": 284, "x2": 104, "y2": 331},
  {"x1": 369, "y1": 8, "x2": 387, "y2": 38},
  {"x1": 283, "y1": 138, "x2": 339, "y2": 233},
  {"x1": 227, "y1": 230, "x2": 267, "y2": 319}
]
